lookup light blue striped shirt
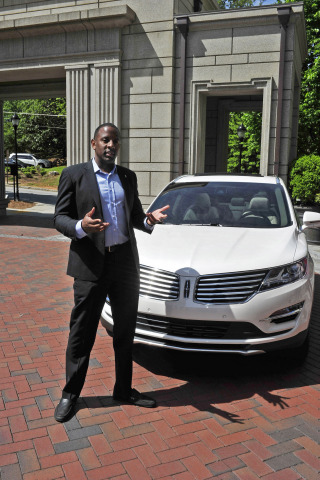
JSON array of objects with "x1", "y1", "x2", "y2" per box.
[{"x1": 76, "y1": 159, "x2": 152, "y2": 245}]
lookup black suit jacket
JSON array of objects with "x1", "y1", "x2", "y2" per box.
[{"x1": 54, "y1": 161, "x2": 150, "y2": 281}]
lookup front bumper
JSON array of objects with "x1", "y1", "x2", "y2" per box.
[{"x1": 100, "y1": 274, "x2": 314, "y2": 355}]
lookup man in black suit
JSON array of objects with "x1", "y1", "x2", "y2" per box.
[{"x1": 53, "y1": 123, "x2": 169, "y2": 422}]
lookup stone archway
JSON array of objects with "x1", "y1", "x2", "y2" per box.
[
  {"x1": 0, "y1": 5, "x2": 135, "y2": 214},
  {"x1": 189, "y1": 79, "x2": 272, "y2": 175}
]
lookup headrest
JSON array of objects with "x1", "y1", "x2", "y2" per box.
[
  {"x1": 254, "y1": 191, "x2": 268, "y2": 198},
  {"x1": 193, "y1": 193, "x2": 211, "y2": 210},
  {"x1": 249, "y1": 197, "x2": 269, "y2": 211},
  {"x1": 230, "y1": 197, "x2": 245, "y2": 206}
]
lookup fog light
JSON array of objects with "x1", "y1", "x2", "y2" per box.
[{"x1": 269, "y1": 302, "x2": 304, "y2": 324}]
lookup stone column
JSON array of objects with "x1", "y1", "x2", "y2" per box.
[
  {"x1": 0, "y1": 101, "x2": 9, "y2": 215},
  {"x1": 65, "y1": 65, "x2": 91, "y2": 166},
  {"x1": 90, "y1": 62, "x2": 121, "y2": 135}
]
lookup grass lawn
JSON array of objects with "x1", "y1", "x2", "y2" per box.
[{"x1": 6, "y1": 165, "x2": 65, "y2": 190}]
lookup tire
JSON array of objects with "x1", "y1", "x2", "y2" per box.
[
  {"x1": 270, "y1": 333, "x2": 309, "y2": 366},
  {"x1": 286, "y1": 334, "x2": 309, "y2": 363}
]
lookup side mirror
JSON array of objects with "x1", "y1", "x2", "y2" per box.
[{"x1": 302, "y1": 211, "x2": 320, "y2": 230}]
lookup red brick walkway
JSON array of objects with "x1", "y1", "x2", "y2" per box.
[{"x1": 0, "y1": 215, "x2": 319, "y2": 479}]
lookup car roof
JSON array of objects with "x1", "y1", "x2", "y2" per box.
[
  {"x1": 9, "y1": 153, "x2": 34, "y2": 156},
  {"x1": 172, "y1": 174, "x2": 280, "y2": 185}
]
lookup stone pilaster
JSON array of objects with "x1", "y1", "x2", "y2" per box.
[
  {"x1": 66, "y1": 62, "x2": 121, "y2": 166},
  {"x1": 65, "y1": 66, "x2": 91, "y2": 166},
  {"x1": 91, "y1": 62, "x2": 121, "y2": 134}
]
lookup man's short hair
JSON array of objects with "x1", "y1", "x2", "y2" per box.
[{"x1": 93, "y1": 123, "x2": 120, "y2": 139}]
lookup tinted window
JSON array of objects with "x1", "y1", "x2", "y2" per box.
[{"x1": 149, "y1": 181, "x2": 292, "y2": 228}]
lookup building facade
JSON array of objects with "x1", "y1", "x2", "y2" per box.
[{"x1": 0, "y1": 0, "x2": 307, "y2": 213}]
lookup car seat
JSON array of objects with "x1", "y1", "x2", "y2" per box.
[
  {"x1": 183, "y1": 193, "x2": 219, "y2": 224},
  {"x1": 229, "y1": 197, "x2": 246, "y2": 221},
  {"x1": 239, "y1": 197, "x2": 278, "y2": 226}
]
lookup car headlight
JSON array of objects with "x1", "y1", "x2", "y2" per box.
[{"x1": 260, "y1": 257, "x2": 308, "y2": 291}]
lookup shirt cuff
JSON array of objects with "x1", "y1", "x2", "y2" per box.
[
  {"x1": 144, "y1": 218, "x2": 154, "y2": 231},
  {"x1": 75, "y1": 220, "x2": 87, "y2": 239}
]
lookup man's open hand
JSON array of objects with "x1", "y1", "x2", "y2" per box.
[
  {"x1": 82, "y1": 207, "x2": 109, "y2": 233},
  {"x1": 146, "y1": 205, "x2": 170, "y2": 225}
]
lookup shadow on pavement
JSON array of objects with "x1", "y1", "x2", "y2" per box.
[
  {"x1": 129, "y1": 275, "x2": 320, "y2": 422},
  {"x1": 16, "y1": 192, "x2": 57, "y2": 205},
  {"x1": 0, "y1": 212, "x2": 54, "y2": 228},
  {"x1": 5, "y1": 187, "x2": 57, "y2": 205}
]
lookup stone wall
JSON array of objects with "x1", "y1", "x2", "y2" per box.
[
  {"x1": 175, "y1": 4, "x2": 307, "y2": 182},
  {"x1": 0, "y1": 1, "x2": 307, "y2": 214}
]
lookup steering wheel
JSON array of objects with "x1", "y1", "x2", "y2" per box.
[{"x1": 239, "y1": 211, "x2": 271, "y2": 224}]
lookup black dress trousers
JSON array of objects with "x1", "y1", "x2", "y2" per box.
[{"x1": 62, "y1": 242, "x2": 139, "y2": 400}]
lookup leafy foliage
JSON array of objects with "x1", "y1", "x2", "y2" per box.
[
  {"x1": 227, "y1": 111, "x2": 262, "y2": 173},
  {"x1": 276, "y1": 0, "x2": 320, "y2": 156},
  {"x1": 218, "y1": 0, "x2": 260, "y2": 8},
  {"x1": 294, "y1": 0, "x2": 320, "y2": 156},
  {"x1": 289, "y1": 155, "x2": 320, "y2": 203},
  {"x1": 3, "y1": 98, "x2": 66, "y2": 160}
]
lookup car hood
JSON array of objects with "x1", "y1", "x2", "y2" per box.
[{"x1": 135, "y1": 225, "x2": 305, "y2": 276}]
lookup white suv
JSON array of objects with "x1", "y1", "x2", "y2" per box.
[
  {"x1": 9, "y1": 153, "x2": 51, "y2": 168},
  {"x1": 101, "y1": 174, "x2": 320, "y2": 360}
]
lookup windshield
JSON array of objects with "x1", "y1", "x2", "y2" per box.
[{"x1": 149, "y1": 181, "x2": 292, "y2": 228}]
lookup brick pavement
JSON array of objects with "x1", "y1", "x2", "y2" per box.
[{"x1": 0, "y1": 214, "x2": 319, "y2": 480}]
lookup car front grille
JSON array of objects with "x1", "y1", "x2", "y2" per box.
[
  {"x1": 140, "y1": 265, "x2": 180, "y2": 300},
  {"x1": 135, "y1": 312, "x2": 286, "y2": 339},
  {"x1": 195, "y1": 270, "x2": 268, "y2": 304}
]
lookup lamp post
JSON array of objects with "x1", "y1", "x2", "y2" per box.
[
  {"x1": 11, "y1": 113, "x2": 20, "y2": 201},
  {"x1": 237, "y1": 123, "x2": 247, "y2": 173}
]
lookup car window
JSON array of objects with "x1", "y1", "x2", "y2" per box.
[
  {"x1": 149, "y1": 181, "x2": 292, "y2": 228},
  {"x1": 10, "y1": 154, "x2": 33, "y2": 160}
]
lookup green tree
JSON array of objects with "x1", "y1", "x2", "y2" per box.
[
  {"x1": 218, "y1": 0, "x2": 266, "y2": 10},
  {"x1": 3, "y1": 98, "x2": 66, "y2": 159},
  {"x1": 227, "y1": 111, "x2": 262, "y2": 173},
  {"x1": 290, "y1": 155, "x2": 320, "y2": 203},
  {"x1": 291, "y1": 0, "x2": 320, "y2": 156}
]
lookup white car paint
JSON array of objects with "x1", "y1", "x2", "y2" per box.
[{"x1": 135, "y1": 225, "x2": 304, "y2": 274}]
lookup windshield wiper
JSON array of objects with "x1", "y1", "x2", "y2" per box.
[{"x1": 181, "y1": 223, "x2": 222, "y2": 226}]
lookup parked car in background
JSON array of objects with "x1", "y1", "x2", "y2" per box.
[
  {"x1": 36, "y1": 158, "x2": 52, "y2": 168},
  {"x1": 4, "y1": 157, "x2": 24, "y2": 168},
  {"x1": 8, "y1": 153, "x2": 51, "y2": 168},
  {"x1": 101, "y1": 174, "x2": 320, "y2": 361}
]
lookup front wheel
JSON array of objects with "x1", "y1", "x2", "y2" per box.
[
  {"x1": 270, "y1": 333, "x2": 309, "y2": 366},
  {"x1": 287, "y1": 334, "x2": 309, "y2": 363}
]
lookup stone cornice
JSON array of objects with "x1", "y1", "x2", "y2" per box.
[
  {"x1": 175, "y1": 3, "x2": 305, "y2": 30},
  {"x1": 0, "y1": 4, "x2": 135, "y2": 39},
  {"x1": 175, "y1": 3, "x2": 307, "y2": 60}
]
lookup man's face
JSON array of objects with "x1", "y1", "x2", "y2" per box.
[{"x1": 91, "y1": 125, "x2": 120, "y2": 170}]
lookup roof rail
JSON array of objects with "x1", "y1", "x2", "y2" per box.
[{"x1": 193, "y1": 172, "x2": 263, "y2": 177}]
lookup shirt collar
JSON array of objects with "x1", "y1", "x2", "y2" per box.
[{"x1": 92, "y1": 158, "x2": 117, "y2": 176}]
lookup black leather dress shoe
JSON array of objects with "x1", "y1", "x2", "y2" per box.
[
  {"x1": 54, "y1": 398, "x2": 77, "y2": 423},
  {"x1": 113, "y1": 388, "x2": 157, "y2": 408}
]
